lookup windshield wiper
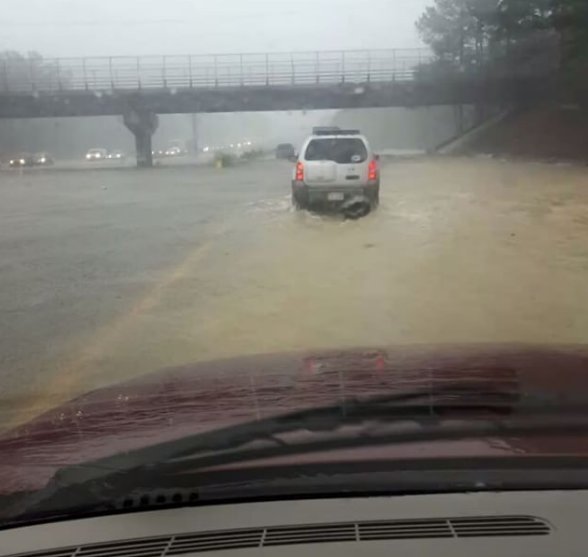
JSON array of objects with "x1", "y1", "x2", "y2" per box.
[
  {"x1": 30, "y1": 385, "x2": 516, "y2": 483},
  {"x1": 9, "y1": 386, "x2": 588, "y2": 519}
]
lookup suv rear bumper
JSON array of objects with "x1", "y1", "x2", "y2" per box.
[{"x1": 292, "y1": 181, "x2": 379, "y2": 206}]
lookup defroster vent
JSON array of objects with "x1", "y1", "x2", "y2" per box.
[{"x1": 10, "y1": 515, "x2": 550, "y2": 557}]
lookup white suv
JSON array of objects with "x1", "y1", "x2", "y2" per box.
[{"x1": 292, "y1": 129, "x2": 380, "y2": 210}]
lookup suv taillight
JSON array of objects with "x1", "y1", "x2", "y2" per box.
[
  {"x1": 296, "y1": 162, "x2": 304, "y2": 181},
  {"x1": 368, "y1": 159, "x2": 378, "y2": 181}
]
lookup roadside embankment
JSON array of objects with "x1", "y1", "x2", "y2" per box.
[{"x1": 454, "y1": 105, "x2": 588, "y2": 163}]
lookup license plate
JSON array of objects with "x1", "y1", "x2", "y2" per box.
[{"x1": 328, "y1": 192, "x2": 344, "y2": 201}]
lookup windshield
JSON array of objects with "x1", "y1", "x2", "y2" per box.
[
  {"x1": 304, "y1": 138, "x2": 368, "y2": 163},
  {"x1": 1, "y1": 0, "x2": 588, "y2": 528}
]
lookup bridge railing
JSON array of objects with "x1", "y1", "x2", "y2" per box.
[{"x1": 0, "y1": 49, "x2": 432, "y2": 93}]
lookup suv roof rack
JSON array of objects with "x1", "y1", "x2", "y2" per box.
[
  {"x1": 312, "y1": 126, "x2": 361, "y2": 136},
  {"x1": 312, "y1": 126, "x2": 339, "y2": 134}
]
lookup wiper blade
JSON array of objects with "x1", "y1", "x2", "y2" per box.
[
  {"x1": 9, "y1": 386, "x2": 588, "y2": 518},
  {"x1": 38, "y1": 385, "x2": 519, "y2": 483}
]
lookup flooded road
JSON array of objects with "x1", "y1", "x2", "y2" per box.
[{"x1": 2, "y1": 157, "x2": 588, "y2": 427}]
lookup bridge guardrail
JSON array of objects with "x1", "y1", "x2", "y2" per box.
[{"x1": 0, "y1": 49, "x2": 432, "y2": 93}]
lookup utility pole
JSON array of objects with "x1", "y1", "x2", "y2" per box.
[{"x1": 191, "y1": 113, "x2": 198, "y2": 154}]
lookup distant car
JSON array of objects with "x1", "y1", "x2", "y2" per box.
[
  {"x1": 165, "y1": 146, "x2": 183, "y2": 157},
  {"x1": 85, "y1": 148, "x2": 108, "y2": 161},
  {"x1": 276, "y1": 143, "x2": 296, "y2": 160},
  {"x1": 291, "y1": 129, "x2": 380, "y2": 210},
  {"x1": 9, "y1": 153, "x2": 35, "y2": 168},
  {"x1": 107, "y1": 151, "x2": 125, "y2": 161},
  {"x1": 152, "y1": 149, "x2": 166, "y2": 159},
  {"x1": 34, "y1": 152, "x2": 54, "y2": 166}
]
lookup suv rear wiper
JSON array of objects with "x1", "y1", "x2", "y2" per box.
[{"x1": 10, "y1": 386, "x2": 588, "y2": 518}]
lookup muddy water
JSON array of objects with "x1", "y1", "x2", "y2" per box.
[
  {"x1": 94, "y1": 157, "x2": 588, "y2": 385},
  {"x1": 4, "y1": 156, "x2": 588, "y2": 426}
]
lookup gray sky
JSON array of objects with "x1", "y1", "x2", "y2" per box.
[{"x1": 0, "y1": 0, "x2": 432, "y2": 57}]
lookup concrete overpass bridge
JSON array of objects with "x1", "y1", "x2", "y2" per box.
[{"x1": 0, "y1": 49, "x2": 549, "y2": 166}]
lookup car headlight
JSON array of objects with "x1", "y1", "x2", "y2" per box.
[
  {"x1": 39, "y1": 158, "x2": 46, "y2": 163},
  {"x1": 20, "y1": 159, "x2": 26, "y2": 164},
  {"x1": 9, "y1": 160, "x2": 15, "y2": 165}
]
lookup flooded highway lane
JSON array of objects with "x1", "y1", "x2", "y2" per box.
[{"x1": 1, "y1": 157, "x2": 588, "y2": 428}]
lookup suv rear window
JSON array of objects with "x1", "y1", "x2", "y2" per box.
[{"x1": 304, "y1": 138, "x2": 368, "y2": 164}]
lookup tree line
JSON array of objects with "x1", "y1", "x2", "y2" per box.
[
  {"x1": 0, "y1": 51, "x2": 67, "y2": 92},
  {"x1": 416, "y1": 0, "x2": 588, "y2": 78}
]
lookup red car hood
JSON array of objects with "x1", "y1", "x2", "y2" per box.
[{"x1": 1, "y1": 344, "x2": 588, "y2": 495}]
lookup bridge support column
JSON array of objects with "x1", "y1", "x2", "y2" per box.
[{"x1": 123, "y1": 109, "x2": 159, "y2": 168}]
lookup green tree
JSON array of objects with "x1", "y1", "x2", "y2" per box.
[
  {"x1": 416, "y1": 0, "x2": 499, "y2": 68},
  {"x1": 550, "y1": 0, "x2": 588, "y2": 68},
  {"x1": 419, "y1": 0, "x2": 588, "y2": 68},
  {"x1": 417, "y1": 0, "x2": 588, "y2": 81},
  {"x1": 0, "y1": 51, "x2": 65, "y2": 92}
]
